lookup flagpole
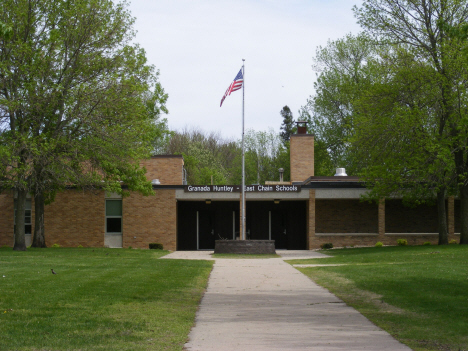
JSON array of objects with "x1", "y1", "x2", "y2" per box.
[{"x1": 241, "y1": 59, "x2": 246, "y2": 241}]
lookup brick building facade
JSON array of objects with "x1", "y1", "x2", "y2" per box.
[{"x1": 0, "y1": 131, "x2": 461, "y2": 250}]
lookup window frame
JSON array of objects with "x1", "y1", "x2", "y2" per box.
[
  {"x1": 105, "y1": 199, "x2": 122, "y2": 234},
  {"x1": 14, "y1": 199, "x2": 32, "y2": 235}
]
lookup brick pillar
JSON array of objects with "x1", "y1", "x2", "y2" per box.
[
  {"x1": 290, "y1": 134, "x2": 314, "y2": 182},
  {"x1": 448, "y1": 196, "x2": 455, "y2": 237},
  {"x1": 378, "y1": 198, "x2": 385, "y2": 238},
  {"x1": 308, "y1": 189, "x2": 316, "y2": 250}
]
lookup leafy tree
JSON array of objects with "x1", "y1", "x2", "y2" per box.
[
  {"x1": 303, "y1": 34, "x2": 375, "y2": 172},
  {"x1": 0, "y1": 21, "x2": 12, "y2": 39},
  {"x1": 0, "y1": 0, "x2": 167, "y2": 250},
  {"x1": 304, "y1": 31, "x2": 458, "y2": 244},
  {"x1": 166, "y1": 127, "x2": 290, "y2": 185},
  {"x1": 349, "y1": 45, "x2": 456, "y2": 244},
  {"x1": 298, "y1": 107, "x2": 334, "y2": 176},
  {"x1": 279, "y1": 106, "x2": 295, "y2": 143},
  {"x1": 165, "y1": 128, "x2": 236, "y2": 184},
  {"x1": 232, "y1": 129, "x2": 289, "y2": 185},
  {"x1": 354, "y1": 0, "x2": 468, "y2": 244}
]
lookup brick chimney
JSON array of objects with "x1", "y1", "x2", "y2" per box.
[{"x1": 290, "y1": 121, "x2": 314, "y2": 182}]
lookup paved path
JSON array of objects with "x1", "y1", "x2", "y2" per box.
[
  {"x1": 163, "y1": 252, "x2": 411, "y2": 351},
  {"x1": 161, "y1": 249, "x2": 330, "y2": 261}
]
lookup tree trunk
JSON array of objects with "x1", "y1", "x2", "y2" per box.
[
  {"x1": 436, "y1": 188, "x2": 448, "y2": 245},
  {"x1": 31, "y1": 192, "x2": 46, "y2": 248},
  {"x1": 13, "y1": 188, "x2": 27, "y2": 251},
  {"x1": 459, "y1": 182, "x2": 468, "y2": 244}
]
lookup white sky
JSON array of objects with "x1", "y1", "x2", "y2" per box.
[{"x1": 127, "y1": 0, "x2": 361, "y2": 140}]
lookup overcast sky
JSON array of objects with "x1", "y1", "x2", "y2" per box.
[{"x1": 127, "y1": 0, "x2": 362, "y2": 140}]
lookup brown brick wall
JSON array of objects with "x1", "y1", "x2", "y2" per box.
[
  {"x1": 140, "y1": 156, "x2": 184, "y2": 185},
  {"x1": 385, "y1": 199, "x2": 438, "y2": 233},
  {"x1": 0, "y1": 191, "x2": 14, "y2": 246},
  {"x1": 122, "y1": 190, "x2": 177, "y2": 250},
  {"x1": 290, "y1": 135, "x2": 314, "y2": 182},
  {"x1": 312, "y1": 235, "x2": 380, "y2": 249},
  {"x1": 316, "y1": 199, "x2": 378, "y2": 233},
  {"x1": 45, "y1": 190, "x2": 105, "y2": 247},
  {"x1": 309, "y1": 198, "x2": 448, "y2": 248}
]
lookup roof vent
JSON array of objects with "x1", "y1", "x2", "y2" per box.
[
  {"x1": 151, "y1": 179, "x2": 161, "y2": 185},
  {"x1": 279, "y1": 168, "x2": 284, "y2": 182},
  {"x1": 334, "y1": 168, "x2": 347, "y2": 176}
]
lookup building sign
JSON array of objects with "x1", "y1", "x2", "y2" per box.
[{"x1": 185, "y1": 185, "x2": 301, "y2": 193}]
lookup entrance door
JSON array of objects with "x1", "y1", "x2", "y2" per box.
[
  {"x1": 198, "y1": 210, "x2": 216, "y2": 250},
  {"x1": 271, "y1": 210, "x2": 288, "y2": 249}
]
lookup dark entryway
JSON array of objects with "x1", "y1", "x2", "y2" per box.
[
  {"x1": 246, "y1": 201, "x2": 307, "y2": 250},
  {"x1": 177, "y1": 201, "x2": 239, "y2": 250},
  {"x1": 177, "y1": 200, "x2": 307, "y2": 250}
]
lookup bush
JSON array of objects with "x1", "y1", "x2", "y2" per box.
[
  {"x1": 149, "y1": 243, "x2": 163, "y2": 250},
  {"x1": 423, "y1": 242, "x2": 431, "y2": 246},
  {"x1": 320, "y1": 242, "x2": 333, "y2": 249},
  {"x1": 397, "y1": 239, "x2": 408, "y2": 246},
  {"x1": 449, "y1": 239, "x2": 458, "y2": 245},
  {"x1": 77, "y1": 244, "x2": 83, "y2": 248},
  {"x1": 375, "y1": 241, "x2": 383, "y2": 247},
  {"x1": 51, "y1": 243, "x2": 60, "y2": 248}
]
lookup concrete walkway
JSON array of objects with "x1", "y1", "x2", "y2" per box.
[{"x1": 163, "y1": 251, "x2": 411, "y2": 351}]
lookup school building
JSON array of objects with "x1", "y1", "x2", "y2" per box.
[{"x1": 0, "y1": 127, "x2": 461, "y2": 250}]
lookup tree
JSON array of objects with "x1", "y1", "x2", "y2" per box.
[
  {"x1": 165, "y1": 127, "x2": 289, "y2": 185},
  {"x1": 304, "y1": 32, "x2": 456, "y2": 244},
  {"x1": 0, "y1": 0, "x2": 167, "y2": 250},
  {"x1": 297, "y1": 107, "x2": 334, "y2": 176},
  {"x1": 165, "y1": 128, "x2": 236, "y2": 184},
  {"x1": 349, "y1": 45, "x2": 456, "y2": 244},
  {"x1": 0, "y1": 21, "x2": 12, "y2": 39},
  {"x1": 279, "y1": 106, "x2": 295, "y2": 143},
  {"x1": 303, "y1": 34, "x2": 375, "y2": 172},
  {"x1": 228, "y1": 129, "x2": 288, "y2": 185},
  {"x1": 354, "y1": 0, "x2": 468, "y2": 244}
]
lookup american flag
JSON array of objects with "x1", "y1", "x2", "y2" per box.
[{"x1": 220, "y1": 69, "x2": 243, "y2": 107}]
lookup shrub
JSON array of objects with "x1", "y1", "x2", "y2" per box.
[
  {"x1": 397, "y1": 239, "x2": 408, "y2": 246},
  {"x1": 149, "y1": 243, "x2": 163, "y2": 250},
  {"x1": 77, "y1": 244, "x2": 83, "y2": 248},
  {"x1": 423, "y1": 242, "x2": 431, "y2": 246},
  {"x1": 375, "y1": 241, "x2": 383, "y2": 247},
  {"x1": 51, "y1": 243, "x2": 60, "y2": 248},
  {"x1": 320, "y1": 242, "x2": 333, "y2": 249},
  {"x1": 449, "y1": 239, "x2": 458, "y2": 245},
  {"x1": 128, "y1": 246, "x2": 132, "y2": 249}
]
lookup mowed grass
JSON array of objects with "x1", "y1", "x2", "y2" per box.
[
  {"x1": 290, "y1": 245, "x2": 468, "y2": 351},
  {"x1": 0, "y1": 248, "x2": 213, "y2": 351}
]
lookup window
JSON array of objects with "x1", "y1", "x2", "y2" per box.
[
  {"x1": 106, "y1": 200, "x2": 122, "y2": 233},
  {"x1": 14, "y1": 199, "x2": 32, "y2": 234}
]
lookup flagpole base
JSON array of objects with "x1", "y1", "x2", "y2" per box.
[{"x1": 214, "y1": 240, "x2": 276, "y2": 254}]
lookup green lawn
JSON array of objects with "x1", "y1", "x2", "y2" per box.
[
  {"x1": 290, "y1": 245, "x2": 468, "y2": 351},
  {"x1": 0, "y1": 248, "x2": 213, "y2": 351}
]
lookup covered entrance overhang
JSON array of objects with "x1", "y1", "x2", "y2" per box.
[{"x1": 176, "y1": 189, "x2": 309, "y2": 251}]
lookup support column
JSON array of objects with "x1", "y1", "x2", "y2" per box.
[
  {"x1": 308, "y1": 189, "x2": 316, "y2": 250},
  {"x1": 378, "y1": 198, "x2": 385, "y2": 240}
]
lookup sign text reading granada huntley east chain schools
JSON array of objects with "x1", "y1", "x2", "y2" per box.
[{"x1": 185, "y1": 185, "x2": 301, "y2": 192}]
